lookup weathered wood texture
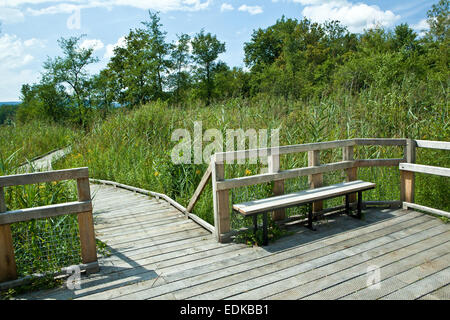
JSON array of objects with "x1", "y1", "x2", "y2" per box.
[
  {"x1": 0, "y1": 187, "x2": 17, "y2": 282},
  {"x1": 0, "y1": 168, "x2": 98, "y2": 283},
  {"x1": 0, "y1": 201, "x2": 92, "y2": 225},
  {"x1": 216, "y1": 161, "x2": 355, "y2": 191},
  {"x1": 400, "y1": 139, "x2": 416, "y2": 203},
  {"x1": 0, "y1": 167, "x2": 89, "y2": 187},
  {"x1": 214, "y1": 139, "x2": 356, "y2": 163},
  {"x1": 403, "y1": 202, "x2": 450, "y2": 218},
  {"x1": 0, "y1": 224, "x2": 17, "y2": 282},
  {"x1": 212, "y1": 161, "x2": 230, "y2": 242},
  {"x1": 308, "y1": 150, "x2": 323, "y2": 213},
  {"x1": 15, "y1": 184, "x2": 450, "y2": 300},
  {"x1": 0, "y1": 186, "x2": 17, "y2": 282},
  {"x1": 90, "y1": 178, "x2": 213, "y2": 233},
  {"x1": 400, "y1": 163, "x2": 450, "y2": 177},
  {"x1": 269, "y1": 154, "x2": 285, "y2": 221},
  {"x1": 76, "y1": 177, "x2": 97, "y2": 266},
  {"x1": 233, "y1": 181, "x2": 375, "y2": 216},
  {"x1": 343, "y1": 146, "x2": 357, "y2": 203},
  {"x1": 415, "y1": 140, "x2": 450, "y2": 150}
]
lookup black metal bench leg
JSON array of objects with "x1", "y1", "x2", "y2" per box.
[
  {"x1": 308, "y1": 203, "x2": 316, "y2": 231},
  {"x1": 357, "y1": 191, "x2": 362, "y2": 219},
  {"x1": 253, "y1": 215, "x2": 258, "y2": 235},
  {"x1": 262, "y1": 212, "x2": 268, "y2": 246}
]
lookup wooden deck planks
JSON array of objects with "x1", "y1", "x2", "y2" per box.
[
  {"x1": 340, "y1": 251, "x2": 450, "y2": 300},
  {"x1": 175, "y1": 221, "x2": 447, "y2": 300},
  {"x1": 15, "y1": 183, "x2": 450, "y2": 300},
  {"x1": 381, "y1": 267, "x2": 450, "y2": 300},
  {"x1": 108, "y1": 212, "x2": 437, "y2": 300}
]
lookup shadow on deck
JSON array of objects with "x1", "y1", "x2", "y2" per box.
[{"x1": 16, "y1": 184, "x2": 449, "y2": 300}]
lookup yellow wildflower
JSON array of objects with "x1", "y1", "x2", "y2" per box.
[
  {"x1": 245, "y1": 169, "x2": 252, "y2": 175},
  {"x1": 154, "y1": 171, "x2": 160, "y2": 177}
]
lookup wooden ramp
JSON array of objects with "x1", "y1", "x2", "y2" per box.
[{"x1": 17, "y1": 183, "x2": 450, "y2": 300}]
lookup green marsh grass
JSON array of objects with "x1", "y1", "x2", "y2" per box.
[{"x1": 53, "y1": 92, "x2": 449, "y2": 226}]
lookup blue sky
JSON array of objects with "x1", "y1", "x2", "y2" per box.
[{"x1": 0, "y1": 0, "x2": 437, "y2": 101}]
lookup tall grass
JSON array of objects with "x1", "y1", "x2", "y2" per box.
[
  {"x1": 0, "y1": 151, "x2": 81, "y2": 278},
  {"x1": 54, "y1": 87, "x2": 449, "y2": 225},
  {"x1": 0, "y1": 120, "x2": 80, "y2": 168}
]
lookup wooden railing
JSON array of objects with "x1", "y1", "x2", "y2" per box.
[
  {"x1": 400, "y1": 139, "x2": 450, "y2": 218},
  {"x1": 186, "y1": 138, "x2": 449, "y2": 242},
  {"x1": 184, "y1": 138, "x2": 408, "y2": 242},
  {"x1": 0, "y1": 167, "x2": 98, "y2": 283}
]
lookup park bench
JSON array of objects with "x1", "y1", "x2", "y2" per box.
[{"x1": 232, "y1": 180, "x2": 376, "y2": 245}]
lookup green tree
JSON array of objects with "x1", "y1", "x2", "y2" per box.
[
  {"x1": 191, "y1": 30, "x2": 226, "y2": 105},
  {"x1": 43, "y1": 35, "x2": 99, "y2": 127},
  {"x1": 426, "y1": 0, "x2": 449, "y2": 42},
  {"x1": 107, "y1": 29, "x2": 154, "y2": 106},
  {"x1": 141, "y1": 11, "x2": 172, "y2": 99},
  {"x1": 169, "y1": 33, "x2": 191, "y2": 106},
  {"x1": 106, "y1": 11, "x2": 171, "y2": 107}
]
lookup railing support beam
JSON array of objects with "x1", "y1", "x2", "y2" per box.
[
  {"x1": 401, "y1": 139, "x2": 416, "y2": 203},
  {"x1": 212, "y1": 159, "x2": 230, "y2": 242},
  {"x1": 343, "y1": 146, "x2": 357, "y2": 203},
  {"x1": 269, "y1": 153, "x2": 285, "y2": 221},
  {"x1": 76, "y1": 177, "x2": 98, "y2": 268},
  {"x1": 308, "y1": 150, "x2": 323, "y2": 213},
  {"x1": 0, "y1": 187, "x2": 17, "y2": 282}
]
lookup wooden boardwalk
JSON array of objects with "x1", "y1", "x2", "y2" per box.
[{"x1": 17, "y1": 183, "x2": 450, "y2": 300}]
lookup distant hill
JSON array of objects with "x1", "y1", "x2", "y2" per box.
[{"x1": 0, "y1": 101, "x2": 21, "y2": 107}]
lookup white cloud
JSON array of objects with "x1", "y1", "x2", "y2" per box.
[
  {"x1": 80, "y1": 38, "x2": 104, "y2": 51},
  {"x1": 0, "y1": 33, "x2": 43, "y2": 100},
  {"x1": 0, "y1": 34, "x2": 41, "y2": 68},
  {"x1": 238, "y1": 4, "x2": 263, "y2": 15},
  {"x1": 104, "y1": 36, "x2": 126, "y2": 60},
  {"x1": 298, "y1": 0, "x2": 400, "y2": 33},
  {"x1": 411, "y1": 18, "x2": 428, "y2": 31},
  {"x1": 3, "y1": 0, "x2": 211, "y2": 16},
  {"x1": 411, "y1": 18, "x2": 429, "y2": 37},
  {"x1": 0, "y1": 6, "x2": 24, "y2": 23},
  {"x1": 220, "y1": 3, "x2": 233, "y2": 12}
]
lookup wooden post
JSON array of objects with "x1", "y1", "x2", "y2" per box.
[
  {"x1": 0, "y1": 187, "x2": 17, "y2": 282},
  {"x1": 269, "y1": 153, "x2": 285, "y2": 221},
  {"x1": 308, "y1": 150, "x2": 323, "y2": 212},
  {"x1": 343, "y1": 146, "x2": 357, "y2": 203},
  {"x1": 401, "y1": 139, "x2": 416, "y2": 203},
  {"x1": 76, "y1": 177, "x2": 98, "y2": 266},
  {"x1": 212, "y1": 159, "x2": 230, "y2": 242}
]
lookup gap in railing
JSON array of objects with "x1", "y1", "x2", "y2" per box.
[
  {"x1": 4, "y1": 179, "x2": 82, "y2": 278},
  {"x1": 414, "y1": 147, "x2": 450, "y2": 212},
  {"x1": 415, "y1": 172, "x2": 449, "y2": 212},
  {"x1": 12, "y1": 214, "x2": 82, "y2": 277},
  {"x1": 356, "y1": 144, "x2": 404, "y2": 160}
]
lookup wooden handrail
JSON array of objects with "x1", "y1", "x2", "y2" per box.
[
  {"x1": 0, "y1": 167, "x2": 98, "y2": 283},
  {"x1": 0, "y1": 167, "x2": 89, "y2": 187},
  {"x1": 0, "y1": 201, "x2": 92, "y2": 225},
  {"x1": 399, "y1": 139, "x2": 449, "y2": 216},
  {"x1": 214, "y1": 158, "x2": 405, "y2": 191},
  {"x1": 207, "y1": 138, "x2": 447, "y2": 242},
  {"x1": 214, "y1": 139, "x2": 357, "y2": 163},
  {"x1": 213, "y1": 138, "x2": 407, "y2": 163},
  {"x1": 399, "y1": 163, "x2": 450, "y2": 177},
  {"x1": 415, "y1": 140, "x2": 450, "y2": 150},
  {"x1": 216, "y1": 161, "x2": 355, "y2": 191}
]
